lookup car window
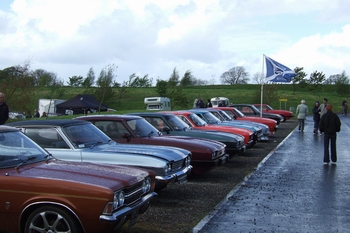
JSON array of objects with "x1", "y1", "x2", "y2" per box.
[
  {"x1": 187, "y1": 114, "x2": 206, "y2": 126},
  {"x1": 126, "y1": 118, "x2": 157, "y2": 137},
  {"x1": 25, "y1": 128, "x2": 69, "y2": 149},
  {"x1": 164, "y1": 115, "x2": 189, "y2": 131},
  {"x1": 144, "y1": 117, "x2": 164, "y2": 131},
  {"x1": 62, "y1": 124, "x2": 110, "y2": 148},
  {"x1": 0, "y1": 131, "x2": 48, "y2": 168},
  {"x1": 177, "y1": 116, "x2": 192, "y2": 127}
]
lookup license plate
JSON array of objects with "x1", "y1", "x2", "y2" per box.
[{"x1": 178, "y1": 175, "x2": 187, "y2": 185}]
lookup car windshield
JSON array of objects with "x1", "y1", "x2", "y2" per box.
[
  {"x1": 126, "y1": 118, "x2": 158, "y2": 138},
  {"x1": 233, "y1": 108, "x2": 246, "y2": 117},
  {"x1": 62, "y1": 123, "x2": 111, "y2": 148},
  {"x1": 163, "y1": 115, "x2": 190, "y2": 131},
  {"x1": 197, "y1": 112, "x2": 221, "y2": 124},
  {"x1": 187, "y1": 113, "x2": 207, "y2": 126},
  {"x1": 218, "y1": 111, "x2": 232, "y2": 121},
  {"x1": 251, "y1": 105, "x2": 261, "y2": 112},
  {"x1": 0, "y1": 130, "x2": 48, "y2": 169}
]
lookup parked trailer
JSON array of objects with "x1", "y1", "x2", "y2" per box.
[
  {"x1": 144, "y1": 97, "x2": 171, "y2": 111},
  {"x1": 210, "y1": 97, "x2": 230, "y2": 107}
]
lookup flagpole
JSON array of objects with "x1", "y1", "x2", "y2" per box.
[{"x1": 260, "y1": 54, "x2": 265, "y2": 118}]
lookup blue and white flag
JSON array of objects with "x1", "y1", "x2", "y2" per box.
[{"x1": 265, "y1": 55, "x2": 296, "y2": 82}]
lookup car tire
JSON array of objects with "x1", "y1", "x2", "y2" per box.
[
  {"x1": 281, "y1": 115, "x2": 286, "y2": 122},
  {"x1": 24, "y1": 205, "x2": 83, "y2": 233}
]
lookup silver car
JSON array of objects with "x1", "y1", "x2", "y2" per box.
[{"x1": 7, "y1": 120, "x2": 192, "y2": 190}]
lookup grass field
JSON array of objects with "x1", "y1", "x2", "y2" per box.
[{"x1": 11, "y1": 84, "x2": 348, "y2": 117}]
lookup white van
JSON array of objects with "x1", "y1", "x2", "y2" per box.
[
  {"x1": 210, "y1": 97, "x2": 230, "y2": 107},
  {"x1": 144, "y1": 97, "x2": 171, "y2": 111}
]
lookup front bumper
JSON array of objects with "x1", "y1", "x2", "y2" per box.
[
  {"x1": 156, "y1": 164, "x2": 193, "y2": 185},
  {"x1": 99, "y1": 192, "x2": 158, "y2": 228}
]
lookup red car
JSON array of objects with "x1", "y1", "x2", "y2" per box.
[
  {"x1": 161, "y1": 111, "x2": 255, "y2": 148},
  {"x1": 253, "y1": 104, "x2": 294, "y2": 122},
  {"x1": 210, "y1": 107, "x2": 277, "y2": 135}
]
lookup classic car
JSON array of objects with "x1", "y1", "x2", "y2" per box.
[
  {"x1": 6, "y1": 120, "x2": 192, "y2": 190},
  {"x1": 161, "y1": 111, "x2": 256, "y2": 148},
  {"x1": 75, "y1": 115, "x2": 230, "y2": 174},
  {"x1": 205, "y1": 108, "x2": 270, "y2": 141},
  {"x1": 188, "y1": 108, "x2": 263, "y2": 143},
  {"x1": 253, "y1": 104, "x2": 294, "y2": 122},
  {"x1": 229, "y1": 104, "x2": 284, "y2": 125},
  {"x1": 0, "y1": 125, "x2": 157, "y2": 233},
  {"x1": 211, "y1": 107, "x2": 278, "y2": 134},
  {"x1": 128, "y1": 112, "x2": 246, "y2": 156}
]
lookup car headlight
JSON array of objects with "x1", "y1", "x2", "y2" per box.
[
  {"x1": 142, "y1": 177, "x2": 151, "y2": 193},
  {"x1": 185, "y1": 156, "x2": 191, "y2": 166},
  {"x1": 103, "y1": 190, "x2": 125, "y2": 214},
  {"x1": 113, "y1": 191, "x2": 125, "y2": 209},
  {"x1": 165, "y1": 163, "x2": 171, "y2": 173}
]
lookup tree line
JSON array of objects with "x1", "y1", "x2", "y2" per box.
[{"x1": 1, "y1": 61, "x2": 349, "y2": 114}]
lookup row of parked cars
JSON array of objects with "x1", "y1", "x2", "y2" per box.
[{"x1": 0, "y1": 104, "x2": 293, "y2": 233}]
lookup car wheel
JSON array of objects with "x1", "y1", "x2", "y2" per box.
[{"x1": 24, "y1": 205, "x2": 83, "y2": 233}]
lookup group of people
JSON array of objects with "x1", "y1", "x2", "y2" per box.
[
  {"x1": 195, "y1": 97, "x2": 213, "y2": 108},
  {"x1": 296, "y1": 97, "x2": 341, "y2": 164}
]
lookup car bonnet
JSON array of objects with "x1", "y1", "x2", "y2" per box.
[
  {"x1": 101, "y1": 143, "x2": 190, "y2": 161},
  {"x1": 9, "y1": 160, "x2": 151, "y2": 190}
]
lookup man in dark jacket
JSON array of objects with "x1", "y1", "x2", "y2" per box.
[
  {"x1": 0, "y1": 92, "x2": 9, "y2": 125},
  {"x1": 319, "y1": 104, "x2": 341, "y2": 164},
  {"x1": 196, "y1": 97, "x2": 205, "y2": 108}
]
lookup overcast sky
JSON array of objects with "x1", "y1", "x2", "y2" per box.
[{"x1": 1, "y1": 0, "x2": 349, "y2": 85}]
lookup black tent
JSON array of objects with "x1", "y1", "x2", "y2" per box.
[{"x1": 56, "y1": 94, "x2": 108, "y2": 115}]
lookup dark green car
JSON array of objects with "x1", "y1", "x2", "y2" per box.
[{"x1": 129, "y1": 112, "x2": 246, "y2": 156}]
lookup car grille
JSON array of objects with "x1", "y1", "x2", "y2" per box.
[
  {"x1": 172, "y1": 159, "x2": 185, "y2": 170},
  {"x1": 124, "y1": 182, "x2": 146, "y2": 205}
]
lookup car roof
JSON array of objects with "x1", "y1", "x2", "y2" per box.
[
  {"x1": 76, "y1": 114, "x2": 142, "y2": 120},
  {"x1": 6, "y1": 119, "x2": 91, "y2": 127},
  {"x1": 129, "y1": 112, "x2": 165, "y2": 116},
  {"x1": 0, "y1": 125, "x2": 20, "y2": 133}
]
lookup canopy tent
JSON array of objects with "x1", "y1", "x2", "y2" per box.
[{"x1": 56, "y1": 94, "x2": 108, "y2": 115}]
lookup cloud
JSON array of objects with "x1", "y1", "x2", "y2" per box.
[{"x1": 0, "y1": 0, "x2": 349, "y2": 84}]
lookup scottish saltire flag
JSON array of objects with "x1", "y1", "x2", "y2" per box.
[{"x1": 265, "y1": 55, "x2": 296, "y2": 82}]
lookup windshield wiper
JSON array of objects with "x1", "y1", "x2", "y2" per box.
[
  {"x1": 44, "y1": 153, "x2": 55, "y2": 161},
  {"x1": 148, "y1": 131, "x2": 155, "y2": 138},
  {"x1": 90, "y1": 141, "x2": 104, "y2": 149},
  {"x1": 15, "y1": 156, "x2": 37, "y2": 170}
]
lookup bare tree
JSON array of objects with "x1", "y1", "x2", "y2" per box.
[
  {"x1": 252, "y1": 72, "x2": 265, "y2": 84},
  {"x1": 220, "y1": 66, "x2": 250, "y2": 84},
  {"x1": 93, "y1": 64, "x2": 117, "y2": 112}
]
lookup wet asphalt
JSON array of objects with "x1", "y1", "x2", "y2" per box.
[{"x1": 192, "y1": 114, "x2": 350, "y2": 233}]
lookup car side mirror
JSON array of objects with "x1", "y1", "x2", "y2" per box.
[
  {"x1": 163, "y1": 127, "x2": 170, "y2": 134},
  {"x1": 122, "y1": 133, "x2": 132, "y2": 143}
]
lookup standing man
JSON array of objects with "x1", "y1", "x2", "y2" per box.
[
  {"x1": 206, "y1": 99, "x2": 213, "y2": 108},
  {"x1": 0, "y1": 92, "x2": 9, "y2": 125},
  {"x1": 319, "y1": 104, "x2": 341, "y2": 164},
  {"x1": 296, "y1": 99, "x2": 308, "y2": 132},
  {"x1": 318, "y1": 98, "x2": 328, "y2": 118},
  {"x1": 196, "y1": 97, "x2": 205, "y2": 108},
  {"x1": 342, "y1": 98, "x2": 347, "y2": 116}
]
